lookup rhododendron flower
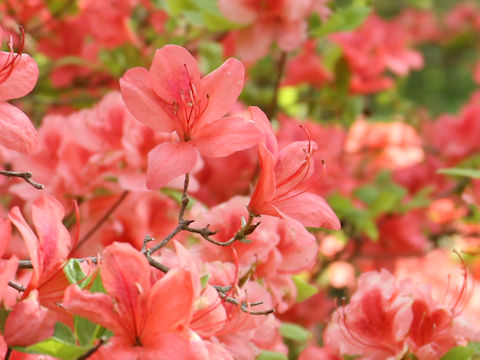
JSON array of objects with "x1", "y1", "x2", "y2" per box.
[
  {"x1": 120, "y1": 45, "x2": 262, "y2": 189},
  {"x1": 63, "y1": 242, "x2": 205, "y2": 359},
  {"x1": 248, "y1": 106, "x2": 340, "y2": 230},
  {"x1": 0, "y1": 218, "x2": 18, "y2": 304},
  {"x1": 0, "y1": 27, "x2": 38, "y2": 153}
]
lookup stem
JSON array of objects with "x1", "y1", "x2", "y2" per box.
[
  {"x1": 8, "y1": 281, "x2": 25, "y2": 292},
  {"x1": 0, "y1": 170, "x2": 44, "y2": 189},
  {"x1": 76, "y1": 190, "x2": 130, "y2": 250},
  {"x1": 76, "y1": 339, "x2": 105, "y2": 360},
  {"x1": 5, "y1": 348, "x2": 12, "y2": 360},
  {"x1": 267, "y1": 51, "x2": 287, "y2": 119}
]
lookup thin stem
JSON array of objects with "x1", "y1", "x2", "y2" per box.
[
  {"x1": 267, "y1": 51, "x2": 287, "y2": 119},
  {"x1": 76, "y1": 190, "x2": 130, "y2": 250},
  {"x1": 5, "y1": 347, "x2": 12, "y2": 360},
  {"x1": 8, "y1": 281, "x2": 25, "y2": 292},
  {"x1": 76, "y1": 338, "x2": 105, "y2": 360},
  {"x1": 0, "y1": 170, "x2": 44, "y2": 189},
  {"x1": 18, "y1": 256, "x2": 99, "y2": 269},
  {"x1": 214, "y1": 285, "x2": 274, "y2": 316}
]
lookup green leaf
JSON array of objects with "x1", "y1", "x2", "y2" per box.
[
  {"x1": 0, "y1": 308, "x2": 10, "y2": 333},
  {"x1": 312, "y1": 4, "x2": 371, "y2": 37},
  {"x1": 354, "y1": 185, "x2": 379, "y2": 205},
  {"x1": 64, "y1": 259, "x2": 87, "y2": 285},
  {"x1": 279, "y1": 323, "x2": 311, "y2": 343},
  {"x1": 165, "y1": 0, "x2": 192, "y2": 16},
  {"x1": 14, "y1": 323, "x2": 89, "y2": 360},
  {"x1": 440, "y1": 346, "x2": 474, "y2": 360},
  {"x1": 75, "y1": 316, "x2": 100, "y2": 347},
  {"x1": 90, "y1": 274, "x2": 106, "y2": 294},
  {"x1": 256, "y1": 351, "x2": 288, "y2": 360},
  {"x1": 438, "y1": 168, "x2": 480, "y2": 179},
  {"x1": 293, "y1": 275, "x2": 318, "y2": 302},
  {"x1": 200, "y1": 273, "x2": 211, "y2": 291}
]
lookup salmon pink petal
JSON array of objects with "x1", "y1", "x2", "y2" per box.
[
  {"x1": 274, "y1": 192, "x2": 340, "y2": 229},
  {"x1": 120, "y1": 67, "x2": 175, "y2": 133},
  {"x1": 174, "y1": 242, "x2": 200, "y2": 296},
  {"x1": 142, "y1": 268, "x2": 195, "y2": 346},
  {"x1": 32, "y1": 195, "x2": 71, "y2": 277},
  {"x1": 198, "y1": 58, "x2": 244, "y2": 124},
  {"x1": 0, "y1": 53, "x2": 39, "y2": 101},
  {"x1": 0, "y1": 102, "x2": 37, "y2": 153},
  {"x1": 101, "y1": 242, "x2": 151, "y2": 311},
  {"x1": 249, "y1": 143, "x2": 277, "y2": 215},
  {"x1": 218, "y1": 0, "x2": 257, "y2": 24},
  {"x1": 62, "y1": 284, "x2": 122, "y2": 333},
  {"x1": 236, "y1": 24, "x2": 274, "y2": 62},
  {"x1": 277, "y1": 20, "x2": 308, "y2": 52},
  {"x1": 9, "y1": 206, "x2": 41, "y2": 286},
  {"x1": 0, "y1": 218, "x2": 11, "y2": 257},
  {"x1": 4, "y1": 291, "x2": 56, "y2": 347},
  {"x1": 249, "y1": 106, "x2": 278, "y2": 156},
  {"x1": 0, "y1": 256, "x2": 18, "y2": 302},
  {"x1": 146, "y1": 142, "x2": 198, "y2": 189},
  {"x1": 149, "y1": 45, "x2": 201, "y2": 103},
  {"x1": 193, "y1": 116, "x2": 261, "y2": 158}
]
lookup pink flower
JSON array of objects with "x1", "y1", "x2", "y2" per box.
[
  {"x1": 120, "y1": 45, "x2": 262, "y2": 189},
  {"x1": 0, "y1": 27, "x2": 38, "y2": 153},
  {"x1": 247, "y1": 106, "x2": 340, "y2": 230},
  {"x1": 63, "y1": 242, "x2": 205, "y2": 359}
]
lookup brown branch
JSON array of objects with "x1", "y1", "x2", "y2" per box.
[
  {"x1": 76, "y1": 338, "x2": 105, "y2": 360},
  {"x1": 0, "y1": 170, "x2": 44, "y2": 189},
  {"x1": 267, "y1": 51, "x2": 288, "y2": 119},
  {"x1": 5, "y1": 347, "x2": 12, "y2": 360},
  {"x1": 76, "y1": 190, "x2": 130, "y2": 250},
  {"x1": 214, "y1": 285, "x2": 274, "y2": 316},
  {"x1": 8, "y1": 281, "x2": 25, "y2": 292}
]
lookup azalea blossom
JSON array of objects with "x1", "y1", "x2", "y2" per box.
[
  {"x1": 120, "y1": 44, "x2": 262, "y2": 189},
  {"x1": 0, "y1": 26, "x2": 38, "y2": 153}
]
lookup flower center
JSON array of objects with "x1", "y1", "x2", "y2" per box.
[{"x1": 0, "y1": 27, "x2": 24, "y2": 85}]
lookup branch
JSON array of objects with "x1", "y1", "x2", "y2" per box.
[
  {"x1": 76, "y1": 338, "x2": 105, "y2": 360},
  {"x1": 76, "y1": 190, "x2": 130, "y2": 250},
  {"x1": 267, "y1": 51, "x2": 287, "y2": 119},
  {"x1": 8, "y1": 281, "x2": 25, "y2": 292},
  {"x1": 214, "y1": 285, "x2": 274, "y2": 316},
  {"x1": 0, "y1": 170, "x2": 44, "y2": 189}
]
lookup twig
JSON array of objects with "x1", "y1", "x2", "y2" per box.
[
  {"x1": 0, "y1": 170, "x2": 44, "y2": 189},
  {"x1": 76, "y1": 190, "x2": 130, "y2": 250},
  {"x1": 5, "y1": 347, "x2": 12, "y2": 360},
  {"x1": 8, "y1": 281, "x2": 25, "y2": 292},
  {"x1": 142, "y1": 235, "x2": 170, "y2": 273},
  {"x1": 18, "y1": 256, "x2": 99, "y2": 269},
  {"x1": 214, "y1": 285, "x2": 274, "y2": 316},
  {"x1": 267, "y1": 51, "x2": 287, "y2": 119},
  {"x1": 76, "y1": 338, "x2": 105, "y2": 360}
]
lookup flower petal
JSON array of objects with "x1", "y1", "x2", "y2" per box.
[
  {"x1": 274, "y1": 192, "x2": 341, "y2": 229},
  {"x1": 198, "y1": 58, "x2": 244, "y2": 123},
  {"x1": 149, "y1": 45, "x2": 201, "y2": 103},
  {"x1": 248, "y1": 106, "x2": 278, "y2": 156},
  {"x1": 193, "y1": 116, "x2": 261, "y2": 158},
  {"x1": 0, "y1": 52, "x2": 39, "y2": 101},
  {"x1": 218, "y1": 0, "x2": 257, "y2": 24},
  {"x1": 120, "y1": 67, "x2": 175, "y2": 133},
  {"x1": 0, "y1": 102, "x2": 37, "y2": 153},
  {"x1": 146, "y1": 142, "x2": 197, "y2": 189},
  {"x1": 248, "y1": 143, "x2": 277, "y2": 216}
]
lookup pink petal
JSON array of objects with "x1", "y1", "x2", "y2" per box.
[
  {"x1": 235, "y1": 24, "x2": 274, "y2": 62},
  {"x1": 146, "y1": 142, "x2": 197, "y2": 189},
  {"x1": 248, "y1": 143, "x2": 277, "y2": 215},
  {"x1": 101, "y1": 242, "x2": 151, "y2": 321},
  {"x1": 193, "y1": 116, "x2": 261, "y2": 158},
  {"x1": 120, "y1": 67, "x2": 175, "y2": 133},
  {"x1": 0, "y1": 218, "x2": 11, "y2": 258},
  {"x1": 9, "y1": 206, "x2": 41, "y2": 286},
  {"x1": 248, "y1": 106, "x2": 278, "y2": 156},
  {"x1": 218, "y1": 0, "x2": 257, "y2": 24},
  {"x1": 142, "y1": 267, "x2": 195, "y2": 346},
  {"x1": 62, "y1": 284, "x2": 122, "y2": 333},
  {"x1": 274, "y1": 192, "x2": 341, "y2": 229},
  {"x1": 0, "y1": 102, "x2": 37, "y2": 153},
  {"x1": 149, "y1": 45, "x2": 201, "y2": 103},
  {"x1": 198, "y1": 58, "x2": 244, "y2": 123},
  {"x1": 4, "y1": 291, "x2": 56, "y2": 347},
  {"x1": 0, "y1": 52, "x2": 39, "y2": 101},
  {"x1": 276, "y1": 20, "x2": 308, "y2": 52},
  {"x1": 174, "y1": 242, "x2": 200, "y2": 296},
  {"x1": 31, "y1": 195, "x2": 71, "y2": 278},
  {"x1": 0, "y1": 256, "x2": 18, "y2": 302}
]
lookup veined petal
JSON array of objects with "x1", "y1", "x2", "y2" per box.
[
  {"x1": 0, "y1": 102, "x2": 37, "y2": 153},
  {"x1": 0, "y1": 52, "x2": 39, "y2": 101},
  {"x1": 31, "y1": 195, "x2": 71, "y2": 278},
  {"x1": 146, "y1": 142, "x2": 197, "y2": 189},
  {"x1": 248, "y1": 106, "x2": 278, "y2": 156},
  {"x1": 9, "y1": 206, "x2": 41, "y2": 286},
  {"x1": 193, "y1": 116, "x2": 261, "y2": 158},
  {"x1": 149, "y1": 45, "x2": 201, "y2": 103},
  {"x1": 120, "y1": 67, "x2": 175, "y2": 133},
  {"x1": 142, "y1": 268, "x2": 195, "y2": 347},
  {"x1": 274, "y1": 192, "x2": 340, "y2": 229},
  {"x1": 101, "y1": 242, "x2": 151, "y2": 332},
  {"x1": 198, "y1": 58, "x2": 244, "y2": 123},
  {"x1": 63, "y1": 284, "x2": 123, "y2": 334}
]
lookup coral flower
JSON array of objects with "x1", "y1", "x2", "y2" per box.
[
  {"x1": 63, "y1": 242, "x2": 205, "y2": 360},
  {"x1": 120, "y1": 45, "x2": 262, "y2": 189},
  {"x1": 0, "y1": 27, "x2": 38, "y2": 153},
  {"x1": 248, "y1": 107, "x2": 340, "y2": 229}
]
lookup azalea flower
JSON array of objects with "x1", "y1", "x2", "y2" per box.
[
  {"x1": 120, "y1": 45, "x2": 262, "y2": 189},
  {"x1": 63, "y1": 242, "x2": 206, "y2": 360},
  {"x1": 247, "y1": 106, "x2": 340, "y2": 230},
  {"x1": 0, "y1": 26, "x2": 38, "y2": 153}
]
